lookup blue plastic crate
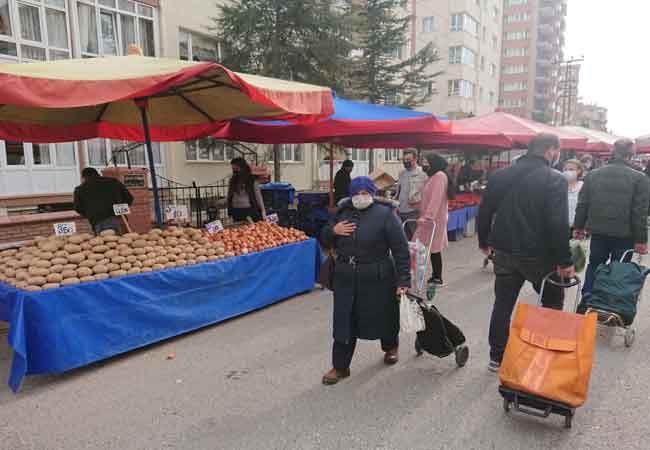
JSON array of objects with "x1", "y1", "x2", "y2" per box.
[{"x1": 260, "y1": 183, "x2": 296, "y2": 210}]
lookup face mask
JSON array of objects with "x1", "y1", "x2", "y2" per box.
[
  {"x1": 563, "y1": 170, "x2": 578, "y2": 182},
  {"x1": 423, "y1": 166, "x2": 436, "y2": 176},
  {"x1": 403, "y1": 161, "x2": 413, "y2": 170},
  {"x1": 352, "y1": 194, "x2": 374, "y2": 210}
]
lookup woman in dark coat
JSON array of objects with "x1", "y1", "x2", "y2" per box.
[
  {"x1": 227, "y1": 158, "x2": 266, "y2": 222},
  {"x1": 320, "y1": 176, "x2": 411, "y2": 385}
]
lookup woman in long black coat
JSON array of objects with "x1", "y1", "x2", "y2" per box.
[{"x1": 320, "y1": 176, "x2": 411, "y2": 385}]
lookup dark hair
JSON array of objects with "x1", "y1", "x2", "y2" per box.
[
  {"x1": 424, "y1": 153, "x2": 456, "y2": 200},
  {"x1": 82, "y1": 167, "x2": 100, "y2": 178},
  {"x1": 403, "y1": 149, "x2": 417, "y2": 159},
  {"x1": 342, "y1": 159, "x2": 354, "y2": 168},
  {"x1": 230, "y1": 157, "x2": 253, "y2": 191},
  {"x1": 528, "y1": 133, "x2": 561, "y2": 156},
  {"x1": 613, "y1": 138, "x2": 635, "y2": 160}
]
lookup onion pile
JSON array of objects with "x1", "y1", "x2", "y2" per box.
[{"x1": 0, "y1": 223, "x2": 308, "y2": 291}]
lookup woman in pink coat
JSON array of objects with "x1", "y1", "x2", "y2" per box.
[{"x1": 414, "y1": 153, "x2": 455, "y2": 286}]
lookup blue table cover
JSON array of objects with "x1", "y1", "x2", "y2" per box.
[
  {"x1": 447, "y1": 208, "x2": 469, "y2": 231},
  {"x1": 0, "y1": 239, "x2": 320, "y2": 392}
]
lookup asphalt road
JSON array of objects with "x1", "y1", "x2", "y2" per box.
[{"x1": 0, "y1": 238, "x2": 649, "y2": 450}]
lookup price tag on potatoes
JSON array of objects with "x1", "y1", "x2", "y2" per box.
[
  {"x1": 53, "y1": 222, "x2": 77, "y2": 236},
  {"x1": 113, "y1": 203, "x2": 130, "y2": 216},
  {"x1": 175, "y1": 205, "x2": 189, "y2": 221},
  {"x1": 266, "y1": 213, "x2": 279, "y2": 224},
  {"x1": 205, "y1": 219, "x2": 224, "y2": 234},
  {"x1": 165, "y1": 206, "x2": 177, "y2": 221}
]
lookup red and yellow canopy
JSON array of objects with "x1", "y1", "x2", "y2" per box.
[{"x1": 0, "y1": 56, "x2": 334, "y2": 142}]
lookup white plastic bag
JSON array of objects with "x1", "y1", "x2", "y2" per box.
[{"x1": 399, "y1": 293, "x2": 426, "y2": 333}]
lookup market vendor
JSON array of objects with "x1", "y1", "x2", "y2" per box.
[
  {"x1": 73, "y1": 167, "x2": 134, "y2": 235},
  {"x1": 227, "y1": 157, "x2": 266, "y2": 222}
]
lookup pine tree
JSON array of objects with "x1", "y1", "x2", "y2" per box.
[
  {"x1": 212, "y1": 0, "x2": 353, "y2": 180},
  {"x1": 213, "y1": 0, "x2": 352, "y2": 93},
  {"x1": 349, "y1": 0, "x2": 441, "y2": 109}
]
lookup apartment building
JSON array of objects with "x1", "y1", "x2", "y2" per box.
[
  {"x1": 410, "y1": 0, "x2": 503, "y2": 119},
  {"x1": 499, "y1": 0, "x2": 567, "y2": 122},
  {"x1": 572, "y1": 102, "x2": 608, "y2": 132}
]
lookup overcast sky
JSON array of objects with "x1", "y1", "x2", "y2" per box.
[{"x1": 565, "y1": 0, "x2": 647, "y2": 137}]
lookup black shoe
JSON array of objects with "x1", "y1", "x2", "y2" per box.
[{"x1": 428, "y1": 278, "x2": 445, "y2": 287}]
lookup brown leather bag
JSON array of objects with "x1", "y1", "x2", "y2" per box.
[{"x1": 499, "y1": 303, "x2": 598, "y2": 407}]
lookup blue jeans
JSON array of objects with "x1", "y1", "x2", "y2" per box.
[
  {"x1": 93, "y1": 217, "x2": 120, "y2": 235},
  {"x1": 583, "y1": 235, "x2": 634, "y2": 296}
]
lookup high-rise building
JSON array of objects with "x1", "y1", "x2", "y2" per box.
[
  {"x1": 499, "y1": 0, "x2": 567, "y2": 122},
  {"x1": 409, "y1": 0, "x2": 503, "y2": 119},
  {"x1": 572, "y1": 102, "x2": 608, "y2": 132}
]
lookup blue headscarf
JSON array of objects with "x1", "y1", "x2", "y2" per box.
[{"x1": 348, "y1": 176, "x2": 377, "y2": 197}]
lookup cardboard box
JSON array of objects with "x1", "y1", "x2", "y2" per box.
[{"x1": 369, "y1": 170, "x2": 397, "y2": 190}]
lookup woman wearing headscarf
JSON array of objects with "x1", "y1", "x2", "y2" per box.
[
  {"x1": 415, "y1": 153, "x2": 455, "y2": 287},
  {"x1": 227, "y1": 157, "x2": 266, "y2": 222},
  {"x1": 320, "y1": 176, "x2": 411, "y2": 385}
]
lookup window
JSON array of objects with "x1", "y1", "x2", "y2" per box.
[
  {"x1": 55, "y1": 142, "x2": 76, "y2": 167},
  {"x1": 448, "y1": 79, "x2": 475, "y2": 98},
  {"x1": 78, "y1": 0, "x2": 156, "y2": 57},
  {"x1": 501, "y1": 98, "x2": 526, "y2": 108},
  {"x1": 422, "y1": 16, "x2": 435, "y2": 33},
  {"x1": 504, "y1": 47, "x2": 529, "y2": 57},
  {"x1": 505, "y1": 13, "x2": 530, "y2": 24},
  {"x1": 5, "y1": 141, "x2": 25, "y2": 165},
  {"x1": 502, "y1": 64, "x2": 527, "y2": 74},
  {"x1": 489, "y1": 91, "x2": 495, "y2": 105},
  {"x1": 449, "y1": 46, "x2": 476, "y2": 67},
  {"x1": 492, "y1": 34, "x2": 498, "y2": 48},
  {"x1": 502, "y1": 81, "x2": 528, "y2": 92},
  {"x1": 389, "y1": 45, "x2": 402, "y2": 59},
  {"x1": 350, "y1": 148, "x2": 369, "y2": 161},
  {"x1": 32, "y1": 143, "x2": 51, "y2": 165},
  {"x1": 505, "y1": 31, "x2": 529, "y2": 41},
  {"x1": 480, "y1": 56, "x2": 485, "y2": 71},
  {"x1": 490, "y1": 63, "x2": 496, "y2": 76},
  {"x1": 87, "y1": 138, "x2": 108, "y2": 166},
  {"x1": 0, "y1": 0, "x2": 70, "y2": 60},
  {"x1": 482, "y1": 25, "x2": 486, "y2": 42},
  {"x1": 385, "y1": 149, "x2": 402, "y2": 162},
  {"x1": 505, "y1": 0, "x2": 528, "y2": 5},
  {"x1": 492, "y1": 6, "x2": 499, "y2": 22},
  {"x1": 280, "y1": 144, "x2": 302, "y2": 162},
  {"x1": 479, "y1": 86, "x2": 484, "y2": 101},
  {"x1": 179, "y1": 29, "x2": 221, "y2": 62},
  {"x1": 450, "y1": 13, "x2": 477, "y2": 35},
  {"x1": 185, "y1": 138, "x2": 230, "y2": 162}
]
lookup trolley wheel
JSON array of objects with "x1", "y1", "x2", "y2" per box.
[
  {"x1": 503, "y1": 398, "x2": 511, "y2": 413},
  {"x1": 415, "y1": 336, "x2": 423, "y2": 356},
  {"x1": 624, "y1": 328, "x2": 636, "y2": 347},
  {"x1": 564, "y1": 414, "x2": 573, "y2": 429},
  {"x1": 455, "y1": 345, "x2": 469, "y2": 367}
]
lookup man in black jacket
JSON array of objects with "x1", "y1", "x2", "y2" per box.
[
  {"x1": 74, "y1": 168, "x2": 134, "y2": 235},
  {"x1": 333, "y1": 160, "x2": 354, "y2": 204},
  {"x1": 478, "y1": 133, "x2": 575, "y2": 372},
  {"x1": 574, "y1": 139, "x2": 650, "y2": 295}
]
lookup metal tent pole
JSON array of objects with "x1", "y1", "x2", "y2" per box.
[
  {"x1": 328, "y1": 145, "x2": 335, "y2": 208},
  {"x1": 138, "y1": 102, "x2": 164, "y2": 228}
]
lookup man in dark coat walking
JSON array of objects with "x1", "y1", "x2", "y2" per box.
[
  {"x1": 574, "y1": 138, "x2": 650, "y2": 295},
  {"x1": 478, "y1": 133, "x2": 575, "y2": 372},
  {"x1": 333, "y1": 159, "x2": 354, "y2": 204},
  {"x1": 320, "y1": 176, "x2": 410, "y2": 385}
]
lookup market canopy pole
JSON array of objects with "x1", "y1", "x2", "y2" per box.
[
  {"x1": 136, "y1": 99, "x2": 164, "y2": 228},
  {"x1": 328, "y1": 144, "x2": 335, "y2": 208}
]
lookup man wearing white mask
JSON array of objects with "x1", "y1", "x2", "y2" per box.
[
  {"x1": 396, "y1": 149, "x2": 428, "y2": 240},
  {"x1": 320, "y1": 176, "x2": 411, "y2": 385}
]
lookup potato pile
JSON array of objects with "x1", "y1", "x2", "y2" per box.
[{"x1": 0, "y1": 223, "x2": 309, "y2": 292}]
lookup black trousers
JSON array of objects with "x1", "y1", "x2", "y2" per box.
[
  {"x1": 332, "y1": 337, "x2": 399, "y2": 370},
  {"x1": 430, "y1": 253, "x2": 442, "y2": 280},
  {"x1": 230, "y1": 207, "x2": 261, "y2": 222},
  {"x1": 489, "y1": 251, "x2": 565, "y2": 363}
]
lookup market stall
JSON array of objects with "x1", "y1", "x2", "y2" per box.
[
  {"x1": 447, "y1": 193, "x2": 481, "y2": 241},
  {"x1": 0, "y1": 225, "x2": 320, "y2": 392}
]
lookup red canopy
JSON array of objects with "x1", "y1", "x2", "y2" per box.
[
  {"x1": 333, "y1": 127, "x2": 513, "y2": 150},
  {"x1": 456, "y1": 112, "x2": 588, "y2": 150},
  {"x1": 211, "y1": 97, "x2": 451, "y2": 147},
  {"x1": 0, "y1": 56, "x2": 334, "y2": 143}
]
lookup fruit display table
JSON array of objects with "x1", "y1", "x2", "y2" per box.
[{"x1": 0, "y1": 239, "x2": 320, "y2": 392}]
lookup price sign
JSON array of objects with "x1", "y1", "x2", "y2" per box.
[
  {"x1": 266, "y1": 213, "x2": 279, "y2": 224},
  {"x1": 113, "y1": 203, "x2": 130, "y2": 216},
  {"x1": 53, "y1": 222, "x2": 77, "y2": 236},
  {"x1": 165, "y1": 206, "x2": 177, "y2": 221},
  {"x1": 205, "y1": 219, "x2": 224, "y2": 234}
]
